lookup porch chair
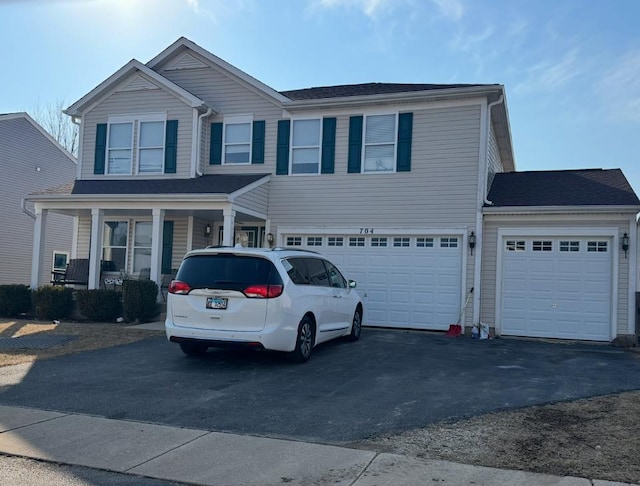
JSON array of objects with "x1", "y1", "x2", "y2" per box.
[{"x1": 51, "y1": 259, "x2": 90, "y2": 286}]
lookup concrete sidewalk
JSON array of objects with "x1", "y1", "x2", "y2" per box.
[{"x1": 0, "y1": 405, "x2": 634, "y2": 486}]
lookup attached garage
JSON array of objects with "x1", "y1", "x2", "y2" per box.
[
  {"x1": 282, "y1": 233, "x2": 464, "y2": 330},
  {"x1": 498, "y1": 234, "x2": 614, "y2": 341},
  {"x1": 485, "y1": 169, "x2": 640, "y2": 343}
]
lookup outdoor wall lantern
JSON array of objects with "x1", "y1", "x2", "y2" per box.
[
  {"x1": 622, "y1": 232, "x2": 629, "y2": 258},
  {"x1": 204, "y1": 223, "x2": 212, "y2": 239},
  {"x1": 469, "y1": 231, "x2": 476, "y2": 255},
  {"x1": 266, "y1": 232, "x2": 274, "y2": 247}
]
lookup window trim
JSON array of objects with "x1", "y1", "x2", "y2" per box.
[
  {"x1": 52, "y1": 251, "x2": 69, "y2": 272},
  {"x1": 106, "y1": 113, "x2": 167, "y2": 176},
  {"x1": 362, "y1": 112, "x2": 398, "y2": 174},
  {"x1": 132, "y1": 220, "x2": 153, "y2": 274},
  {"x1": 222, "y1": 114, "x2": 253, "y2": 165},
  {"x1": 137, "y1": 120, "x2": 166, "y2": 174},
  {"x1": 289, "y1": 117, "x2": 322, "y2": 176},
  {"x1": 102, "y1": 220, "x2": 130, "y2": 273}
]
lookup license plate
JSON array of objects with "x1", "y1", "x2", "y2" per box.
[{"x1": 206, "y1": 297, "x2": 228, "y2": 310}]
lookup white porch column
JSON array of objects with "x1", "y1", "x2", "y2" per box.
[
  {"x1": 222, "y1": 209, "x2": 236, "y2": 246},
  {"x1": 150, "y1": 209, "x2": 165, "y2": 287},
  {"x1": 30, "y1": 207, "x2": 47, "y2": 289},
  {"x1": 88, "y1": 209, "x2": 104, "y2": 290}
]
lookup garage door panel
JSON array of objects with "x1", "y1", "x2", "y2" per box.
[
  {"x1": 501, "y1": 236, "x2": 612, "y2": 341},
  {"x1": 294, "y1": 233, "x2": 462, "y2": 329}
]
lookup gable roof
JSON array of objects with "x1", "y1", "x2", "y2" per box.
[
  {"x1": 487, "y1": 169, "x2": 640, "y2": 208},
  {"x1": 146, "y1": 37, "x2": 290, "y2": 104},
  {"x1": 29, "y1": 174, "x2": 269, "y2": 198},
  {"x1": 64, "y1": 59, "x2": 208, "y2": 117},
  {"x1": 281, "y1": 82, "x2": 497, "y2": 101},
  {"x1": 0, "y1": 112, "x2": 76, "y2": 165}
]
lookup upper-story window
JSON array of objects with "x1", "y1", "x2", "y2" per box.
[
  {"x1": 105, "y1": 114, "x2": 167, "y2": 175},
  {"x1": 363, "y1": 113, "x2": 397, "y2": 173},
  {"x1": 291, "y1": 119, "x2": 321, "y2": 174},
  {"x1": 107, "y1": 122, "x2": 133, "y2": 174},
  {"x1": 223, "y1": 115, "x2": 252, "y2": 164},
  {"x1": 138, "y1": 121, "x2": 165, "y2": 173}
]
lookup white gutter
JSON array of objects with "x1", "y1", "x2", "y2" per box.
[
  {"x1": 71, "y1": 116, "x2": 82, "y2": 179},
  {"x1": 195, "y1": 108, "x2": 213, "y2": 176},
  {"x1": 484, "y1": 94, "x2": 504, "y2": 206}
]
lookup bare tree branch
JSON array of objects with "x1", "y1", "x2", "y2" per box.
[{"x1": 30, "y1": 99, "x2": 78, "y2": 157}]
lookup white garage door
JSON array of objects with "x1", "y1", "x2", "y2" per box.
[
  {"x1": 500, "y1": 237, "x2": 613, "y2": 341},
  {"x1": 285, "y1": 234, "x2": 462, "y2": 330}
]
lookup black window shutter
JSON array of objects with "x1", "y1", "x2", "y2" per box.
[
  {"x1": 164, "y1": 120, "x2": 178, "y2": 174},
  {"x1": 347, "y1": 116, "x2": 363, "y2": 173},
  {"x1": 94, "y1": 123, "x2": 107, "y2": 175},
  {"x1": 251, "y1": 120, "x2": 265, "y2": 164},
  {"x1": 209, "y1": 122, "x2": 223, "y2": 165},
  {"x1": 321, "y1": 117, "x2": 336, "y2": 174},
  {"x1": 276, "y1": 120, "x2": 290, "y2": 175},
  {"x1": 161, "y1": 221, "x2": 174, "y2": 274},
  {"x1": 397, "y1": 112, "x2": 413, "y2": 172}
]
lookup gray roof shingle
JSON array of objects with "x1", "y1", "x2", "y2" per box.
[
  {"x1": 487, "y1": 169, "x2": 640, "y2": 207},
  {"x1": 31, "y1": 174, "x2": 269, "y2": 197},
  {"x1": 280, "y1": 82, "x2": 496, "y2": 101}
]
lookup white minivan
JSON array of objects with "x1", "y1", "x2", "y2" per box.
[{"x1": 165, "y1": 247, "x2": 363, "y2": 362}]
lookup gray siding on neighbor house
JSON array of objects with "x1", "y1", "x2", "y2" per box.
[
  {"x1": 81, "y1": 79, "x2": 194, "y2": 180},
  {"x1": 487, "y1": 121, "x2": 502, "y2": 193},
  {"x1": 0, "y1": 116, "x2": 76, "y2": 286},
  {"x1": 480, "y1": 217, "x2": 632, "y2": 336}
]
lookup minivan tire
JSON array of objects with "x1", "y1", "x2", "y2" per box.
[
  {"x1": 347, "y1": 307, "x2": 362, "y2": 342},
  {"x1": 180, "y1": 342, "x2": 208, "y2": 357},
  {"x1": 288, "y1": 316, "x2": 315, "y2": 363}
]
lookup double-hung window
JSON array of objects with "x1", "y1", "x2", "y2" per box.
[
  {"x1": 106, "y1": 114, "x2": 167, "y2": 175},
  {"x1": 291, "y1": 119, "x2": 321, "y2": 174},
  {"x1": 138, "y1": 121, "x2": 165, "y2": 173},
  {"x1": 133, "y1": 222, "x2": 152, "y2": 272},
  {"x1": 107, "y1": 123, "x2": 133, "y2": 174},
  {"x1": 363, "y1": 113, "x2": 396, "y2": 172},
  {"x1": 223, "y1": 115, "x2": 252, "y2": 164},
  {"x1": 103, "y1": 221, "x2": 129, "y2": 272}
]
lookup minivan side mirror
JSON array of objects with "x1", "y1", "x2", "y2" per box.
[{"x1": 349, "y1": 280, "x2": 357, "y2": 288}]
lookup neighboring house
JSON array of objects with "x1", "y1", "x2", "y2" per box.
[
  {"x1": 0, "y1": 113, "x2": 77, "y2": 287},
  {"x1": 27, "y1": 37, "x2": 639, "y2": 342}
]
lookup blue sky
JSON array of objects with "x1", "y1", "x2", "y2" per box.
[{"x1": 2, "y1": 0, "x2": 640, "y2": 193}]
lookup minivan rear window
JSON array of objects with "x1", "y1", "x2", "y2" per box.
[{"x1": 176, "y1": 254, "x2": 282, "y2": 291}]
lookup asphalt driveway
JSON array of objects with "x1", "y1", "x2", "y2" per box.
[{"x1": 1, "y1": 329, "x2": 640, "y2": 444}]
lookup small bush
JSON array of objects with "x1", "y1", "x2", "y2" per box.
[
  {"x1": 0, "y1": 285, "x2": 32, "y2": 317},
  {"x1": 123, "y1": 279, "x2": 159, "y2": 323},
  {"x1": 75, "y1": 289, "x2": 122, "y2": 322},
  {"x1": 32, "y1": 286, "x2": 74, "y2": 321}
]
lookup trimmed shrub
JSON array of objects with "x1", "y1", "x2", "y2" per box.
[
  {"x1": 32, "y1": 286, "x2": 74, "y2": 321},
  {"x1": 123, "y1": 279, "x2": 159, "y2": 323},
  {"x1": 75, "y1": 289, "x2": 122, "y2": 322},
  {"x1": 0, "y1": 284, "x2": 32, "y2": 317}
]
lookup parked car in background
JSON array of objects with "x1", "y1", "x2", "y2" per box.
[{"x1": 165, "y1": 247, "x2": 363, "y2": 362}]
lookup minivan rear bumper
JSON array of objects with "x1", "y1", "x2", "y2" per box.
[{"x1": 165, "y1": 319, "x2": 298, "y2": 352}]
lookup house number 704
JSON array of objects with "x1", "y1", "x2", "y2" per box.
[{"x1": 359, "y1": 228, "x2": 375, "y2": 234}]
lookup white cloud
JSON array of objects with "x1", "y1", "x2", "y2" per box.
[
  {"x1": 514, "y1": 49, "x2": 585, "y2": 95},
  {"x1": 596, "y1": 50, "x2": 640, "y2": 122},
  {"x1": 313, "y1": 0, "x2": 393, "y2": 17},
  {"x1": 449, "y1": 25, "x2": 493, "y2": 51},
  {"x1": 430, "y1": 0, "x2": 464, "y2": 21}
]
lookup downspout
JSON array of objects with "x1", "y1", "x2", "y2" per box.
[
  {"x1": 71, "y1": 116, "x2": 82, "y2": 179},
  {"x1": 21, "y1": 198, "x2": 35, "y2": 219},
  {"x1": 195, "y1": 108, "x2": 213, "y2": 176},
  {"x1": 472, "y1": 92, "x2": 504, "y2": 331}
]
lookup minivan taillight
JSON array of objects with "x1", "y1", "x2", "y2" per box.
[
  {"x1": 169, "y1": 280, "x2": 191, "y2": 295},
  {"x1": 243, "y1": 284, "x2": 283, "y2": 298}
]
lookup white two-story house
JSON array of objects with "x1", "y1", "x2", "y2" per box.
[{"x1": 28, "y1": 37, "x2": 639, "y2": 342}]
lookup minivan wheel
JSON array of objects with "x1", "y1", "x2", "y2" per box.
[
  {"x1": 179, "y1": 342, "x2": 208, "y2": 357},
  {"x1": 347, "y1": 307, "x2": 362, "y2": 342},
  {"x1": 288, "y1": 316, "x2": 314, "y2": 363}
]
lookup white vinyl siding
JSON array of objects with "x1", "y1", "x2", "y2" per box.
[
  {"x1": 81, "y1": 83, "x2": 191, "y2": 179},
  {"x1": 486, "y1": 121, "x2": 502, "y2": 192}
]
